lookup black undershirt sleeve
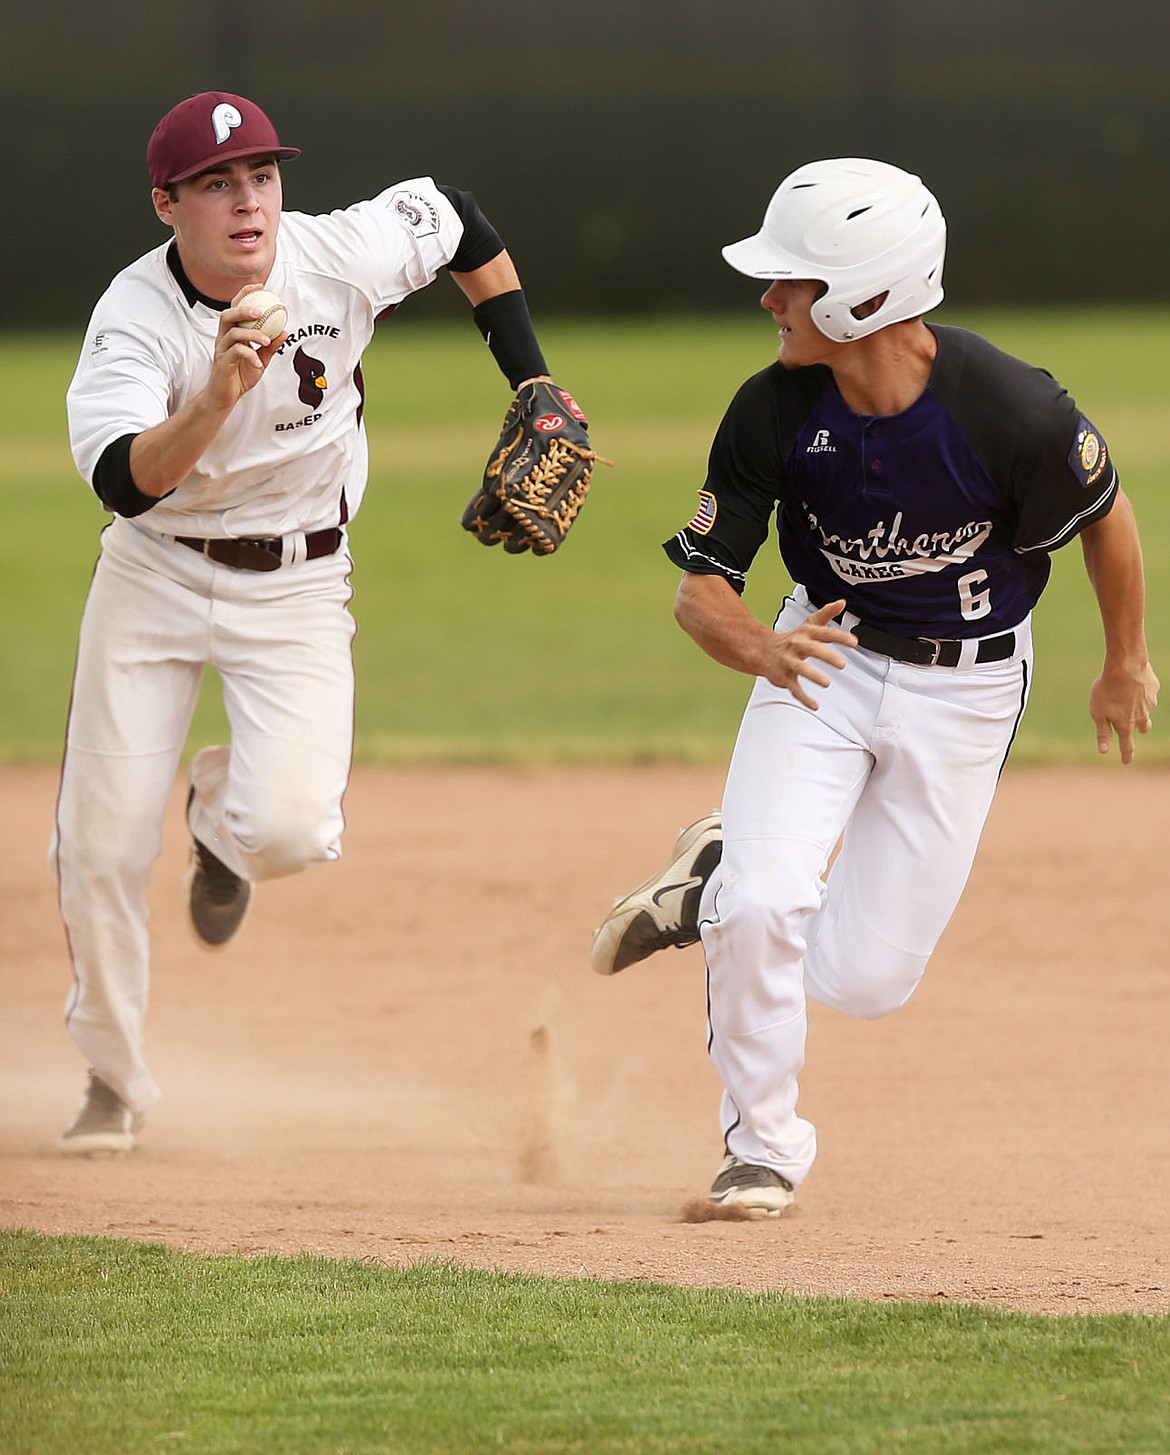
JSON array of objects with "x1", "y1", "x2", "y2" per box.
[
  {"x1": 471, "y1": 290, "x2": 548, "y2": 389},
  {"x1": 435, "y1": 185, "x2": 548, "y2": 387},
  {"x1": 436, "y1": 185, "x2": 505, "y2": 274},
  {"x1": 92, "y1": 433, "x2": 171, "y2": 517}
]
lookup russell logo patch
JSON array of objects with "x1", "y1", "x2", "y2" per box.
[
  {"x1": 1070, "y1": 416, "x2": 1108, "y2": 487},
  {"x1": 687, "y1": 490, "x2": 718, "y2": 535}
]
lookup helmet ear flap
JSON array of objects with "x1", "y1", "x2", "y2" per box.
[{"x1": 850, "y1": 291, "x2": 889, "y2": 322}]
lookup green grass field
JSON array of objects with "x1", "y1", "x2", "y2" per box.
[
  {"x1": 4, "y1": 1232, "x2": 1169, "y2": 1455},
  {"x1": 3, "y1": 310, "x2": 1168, "y2": 763},
  {"x1": 4, "y1": 313, "x2": 1169, "y2": 1453}
]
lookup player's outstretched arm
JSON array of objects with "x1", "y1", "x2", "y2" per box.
[
  {"x1": 128, "y1": 289, "x2": 289, "y2": 498},
  {"x1": 674, "y1": 573, "x2": 857, "y2": 710},
  {"x1": 450, "y1": 248, "x2": 604, "y2": 556},
  {"x1": 1080, "y1": 489, "x2": 1160, "y2": 763}
]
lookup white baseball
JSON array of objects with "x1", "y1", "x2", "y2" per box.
[{"x1": 239, "y1": 290, "x2": 288, "y2": 339}]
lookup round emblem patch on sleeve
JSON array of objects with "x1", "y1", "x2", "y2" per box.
[
  {"x1": 389, "y1": 190, "x2": 440, "y2": 238},
  {"x1": 1069, "y1": 416, "x2": 1109, "y2": 487}
]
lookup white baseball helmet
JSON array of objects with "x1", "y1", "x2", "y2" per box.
[{"x1": 722, "y1": 158, "x2": 946, "y2": 342}]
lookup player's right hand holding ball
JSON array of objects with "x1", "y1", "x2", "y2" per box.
[{"x1": 211, "y1": 286, "x2": 290, "y2": 406}]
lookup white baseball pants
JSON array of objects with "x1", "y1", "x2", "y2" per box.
[
  {"x1": 701, "y1": 587, "x2": 1033, "y2": 1185},
  {"x1": 51, "y1": 516, "x2": 356, "y2": 1112}
]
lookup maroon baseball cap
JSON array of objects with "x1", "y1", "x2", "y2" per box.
[{"x1": 147, "y1": 91, "x2": 300, "y2": 188}]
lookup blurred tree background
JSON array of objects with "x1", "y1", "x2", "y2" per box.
[{"x1": 2, "y1": 0, "x2": 1167, "y2": 327}]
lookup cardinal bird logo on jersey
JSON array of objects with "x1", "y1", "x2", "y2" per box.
[{"x1": 293, "y1": 348, "x2": 328, "y2": 407}]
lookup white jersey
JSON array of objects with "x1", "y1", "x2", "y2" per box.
[{"x1": 67, "y1": 178, "x2": 465, "y2": 538}]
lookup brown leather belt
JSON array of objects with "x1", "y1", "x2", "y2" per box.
[
  {"x1": 174, "y1": 527, "x2": 343, "y2": 572},
  {"x1": 807, "y1": 591, "x2": 1016, "y2": 668}
]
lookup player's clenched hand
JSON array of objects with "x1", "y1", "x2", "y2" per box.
[
  {"x1": 128, "y1": 289, "x2": 290, "y2": 497},
  {"x1": 762, "y1": 600, "x2": 857, "y2": 710},
  {"x1": 205, "y1": 289, "x2": 290, "y2": 409},
  {"x1": 1089, "y1": 661, "x2": 1159, "y2": 764}
]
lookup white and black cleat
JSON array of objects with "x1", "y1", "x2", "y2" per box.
[{"x1": 590, "y1": 812, "x2": 722, "y2": 975}]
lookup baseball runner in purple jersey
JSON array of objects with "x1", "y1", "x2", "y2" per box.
[
  {"x1": 590, "y1": 159, "x2": 1159, "y2": 1217},
  {"x1": 56, "y1": 91, "x2": 597, "y2": 1155}
]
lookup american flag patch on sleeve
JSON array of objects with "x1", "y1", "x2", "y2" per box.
[{"x1": 687, "y1": 490, "x2": 717, "y2": 535}]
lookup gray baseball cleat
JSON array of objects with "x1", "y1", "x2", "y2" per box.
[
  {"x1": 590, "y1": 812, "x2": 722, "y2": 975},
  {"x1": 59, "y1": 1071, "x2": 144, "y2": 1157},
  {"x1": 186, "y1": 784, "x2": 251, "y2": 949},
  {"x1": 708, "y1": 1154, "x2": 796, "y2": 1218}
]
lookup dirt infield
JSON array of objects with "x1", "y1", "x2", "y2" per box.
[{"x1": 2, "y1": 762, "x2": 1167, "y2": 1317}]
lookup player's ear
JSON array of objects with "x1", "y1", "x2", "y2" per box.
[{"x1": 152, "y1": 186, "x2": 177, "y2": 228}]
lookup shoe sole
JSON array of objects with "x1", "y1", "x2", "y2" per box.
[
  {"x1": 590, "y1": 813, "x2": 722, "y2": 975},
  {"x1": 58, "y1": 1132, "x2": 136, "y2": 1157},
  {"x1": 708, "y1": 1188, "x2": 795, "y2": 1219}
]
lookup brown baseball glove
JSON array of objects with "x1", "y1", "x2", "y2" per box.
[{"x1": 462, "y1": 379, "x2": 608, "y2": 555}]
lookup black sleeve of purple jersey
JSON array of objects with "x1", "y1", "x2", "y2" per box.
[
  {"x1": 661, "y1": 369, "x2": 787, "y2": 594},
  {"x1": 930, "y1": 326, "x2": 1118, "y2": 555},
  {"x1": 1009, "y1": 405, "x2": 1118, "y2": 553},
  {"x1": 436, "y1": 185, "x2": 505, "y2": 273}
]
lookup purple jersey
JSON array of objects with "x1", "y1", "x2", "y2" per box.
[{"x1": 665, "y1": 325, "x2": 1117, "y2": 638}]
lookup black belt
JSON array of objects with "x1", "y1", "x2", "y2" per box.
[
  {"x1": 174, "y1": 526, "x2": 343, "y2": 572},
  {"x1": 807, "y1": 591, "x2": 1016, "y2": 668}
]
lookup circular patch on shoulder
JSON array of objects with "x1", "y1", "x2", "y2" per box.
[{"x1": 1069, "y1": 416, "x2": 1109, "y2": 487}]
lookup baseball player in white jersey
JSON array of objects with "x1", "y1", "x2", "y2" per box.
[
  {"x1": 590, "y1": 159, "x2": 1159, "y2": 1216},
  {"x1": 56, "y1": 91, "x2": 594, "y2": 1155}
]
